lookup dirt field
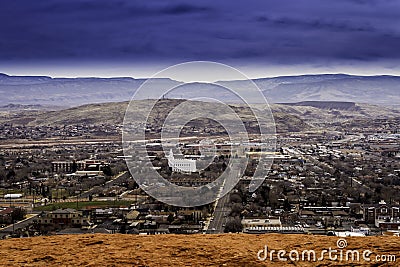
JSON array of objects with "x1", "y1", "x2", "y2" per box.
[{"x1": 0, "y1": 234, "x2": 399, "y2": 266}]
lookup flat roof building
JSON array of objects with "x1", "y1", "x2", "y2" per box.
[{"x1": 167, "y1": 149, "x2": 196, "y2": 173}]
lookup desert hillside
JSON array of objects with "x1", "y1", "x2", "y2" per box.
[
  {"x1": 0, "y1": 99, "x2": 310, "y2": 133},
  {"x1": 1, "y1": 99, "x2": 399, "y2": 133},
  {"x1": 0, "y1": 234, "x2": 399, "y2": 266}
]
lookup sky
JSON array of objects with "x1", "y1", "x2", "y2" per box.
[{"x1": 1, "y1": 0, "x2": 400, "y2": 78}]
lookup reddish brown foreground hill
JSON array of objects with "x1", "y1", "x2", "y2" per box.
[{"x1": 0, "y1": 234, "x2": 399, "y2": 266}]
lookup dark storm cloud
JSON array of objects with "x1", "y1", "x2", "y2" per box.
[
  {"x1": 0, "y1": 0, "x2": 400, "y2": 65},
  {"x1": 255, "y1": 16, "x2": 375, "y2": 33},
  {"x1": 160, "y1": 4, "x2": 212, "y2": 15}
]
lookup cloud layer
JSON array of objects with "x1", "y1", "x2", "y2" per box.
[{"x1": 1, "y1": 0, "x2": 400, "y2": 69}]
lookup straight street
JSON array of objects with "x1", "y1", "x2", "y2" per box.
[
  {"x1": 206, "y1": 193, "x2": 231, "y2": 234},
  {"x1": 78, "y1": 171, "x2": 129, "y2": 199}
]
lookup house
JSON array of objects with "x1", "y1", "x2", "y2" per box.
[
  {"x1": 91, "y1": 208, "x2": 115, "y2": 224},
  {"x1": 0, "y1": 207, "x2": 14, "y2": 224},
  {"x1": 177, "y1": 210, "x2": 203, "y2": 223},
  {"x1": 34, "y1": 209, "x2": 91, "y2": 232},
  {"x1": 126, "y1": 210, "x2": 140, "y2": 221},
  {"x1": 363, "y1": 200, "x2": 400, "y2": 229}
]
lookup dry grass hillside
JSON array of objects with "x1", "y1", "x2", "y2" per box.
[
  {"x1": 1, "y1": 99, "x2": 399, "y2": 134},
  {"x1": 0, "y1": 99, "x2": 310, "y2": 133},
  {"x1": 0, "y1": 234, "x2": 399, "y2": 266}
]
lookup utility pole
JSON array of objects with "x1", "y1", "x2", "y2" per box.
[
  {"x1": 75, "y1": 190, "x2": 80, "y2": 210},
  {"x1": 8, "y1": 188, "x2": 13, "y2": 208}
]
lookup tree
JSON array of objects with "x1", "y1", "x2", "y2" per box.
[
  {"x1": 303, "y1": 177, "x2": 315, "y2": 188},
  {"x1": 283, "y1": 199, "x2": 291, "y2": 212},
  {"x1": 11, "y1": 208, "x2": 26, "y2": 221},
  {"x1": 101, "y1": 165, "x2": 113, "y2": 176},
  {"x1": 230, "y1": 203, "x2": 244, "y2": 217},
  {"x1": 119, "y1": 220, "x2": 127, "y2": 234},
  {"x1": 167, "y1": 214, "x2": 174, "y2": 223},
  {"x1": 268, "y1": 191, "x2": 279, "y2": 209},
  {"x1": 6, "y1": 170, "x2": 16, "y2": 181},
  {"x1": 224, "y1": 217, "x2": 243, "y2": 233},
  {"x1": 71, "y1": 160, "x2": 78, "y2": 173},
  {"x1": 230, "y1": 193, "x2": 242, "y2": 204}
]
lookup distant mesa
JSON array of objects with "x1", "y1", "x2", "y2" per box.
[
  {"x1": 279, "y1": 101, "x2": 359, "y2": 110},
  {"x1": 1, "y1": 103, "x2": 43, "y2": 109},
  {"x1": 0, "y1": 103, "x2": 65, "y2": 111},
  {"x1": 0, "y1": 73, "x2": 399, "y2": 106}
]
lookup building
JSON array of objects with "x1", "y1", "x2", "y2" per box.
[
  {"x1": 363, "y1": 200, "x2": 400, "y2": 229},
  {"x1": 167, "y1": 149, "x2": 196, "y2": 173},
  {"x1": 52, "y1": 161, "x2": 75, "y2": 173},
  {"x1": 0, "y1": 207, "x2": 14, "y2": 224},
  {"x1": 34, "y1": 208, "x2": 91, "y2": 231},
  {"x1": 241, "y1": 217, "x2": 282, "y2": 228},
  {"x1": 52, "y1": 159, "x2": 109, "y2": 173},
  {"x1": 241, "y1": 217, "x2": 304, "y2": 234}
]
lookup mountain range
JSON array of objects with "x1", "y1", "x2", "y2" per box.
[{"x1": 0, "y1": 73, "x2": 399, "y2": 107}]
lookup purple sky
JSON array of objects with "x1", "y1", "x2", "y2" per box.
[{"x1": 1, "y1": 0, "x2": 400, "y2": 78}]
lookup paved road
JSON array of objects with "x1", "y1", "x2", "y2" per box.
[
  {"x1": 0, "y1": 137, "x2": 120, "y2": 149},
  {"x1": 0, "y1": 199, "x2": 33, "y2": 205},
  {"x1": 206, "y1": 193, "x2": 231, "y2": 234},
  {"x1": 78, "y1": 171, "x2": 129, "y2": 199},
  {"x1": 205, "y1": 158, "x2": 244, "y2": 234},
  {"x1": 0, "y1": 214, "x2": 39, "y2": 238}
]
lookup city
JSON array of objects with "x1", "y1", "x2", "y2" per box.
[
  {"x1": 1, "y1": 0, "x2": 400, "y2": 265},
  {"x1": 0, "y1": 99, "x2": 399, "y2": 240}
]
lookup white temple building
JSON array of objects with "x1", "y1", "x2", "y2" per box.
[{"x1": 167, "y1": 149, "x2": 197, "y2": 173}]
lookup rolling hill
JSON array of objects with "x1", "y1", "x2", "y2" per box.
[
  {"x1": 0, "y1": 99, "x2": 399, "y2": 134},
  {"x1": 0, "y1": 100, "x2": 307, "y2": 133}
]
